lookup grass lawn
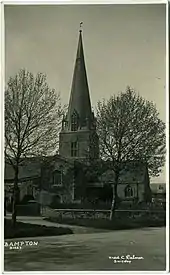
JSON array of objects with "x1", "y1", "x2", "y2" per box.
[
  {"x1": 44, "y1": 216, "x2": 165, "y2": 230},
  {"x1": 4, "y1": 218, "x2": 73, "y2": 239}
]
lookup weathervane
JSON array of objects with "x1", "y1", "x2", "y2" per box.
[{"x1": 79, "y1": 22, "x2": 83, "y2": 32}]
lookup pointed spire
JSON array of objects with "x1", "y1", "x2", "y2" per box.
[
  {"x1": 67, "y1": 26, "x2": 92, "y2": 130},
  {"x1": 79, "y1": 21, "x2": 83, "y2": 32}
]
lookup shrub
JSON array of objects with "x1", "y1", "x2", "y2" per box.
[
  {"x1": 49, "y1": 202, "x2": 111, "y2": 210},
  {"x1": 44, "y1": 215, "x2": 165, "y2": 230},
  {"x1": 20, "y1": 195, "x2": 35, "y2": 204},
  {"x1": 16, "y1": 203, "x2": 40, "y2": 216}
]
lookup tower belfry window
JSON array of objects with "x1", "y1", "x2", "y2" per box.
[
  {"x1": 71, "y1": 110, "x2": 79, "y2": 131},
  {"x1": 71, "y1": 141, "x2": 78, "y2": 157}
]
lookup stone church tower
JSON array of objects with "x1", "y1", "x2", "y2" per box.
[{"x1": 59, "y1": 29, "x2": 99, "y2": 160}]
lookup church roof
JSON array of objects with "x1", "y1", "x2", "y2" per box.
[
  {"x1": 4, "y1": 155, "x2": 73, "y2": 182},
  {"x1": 4, "y1": 159, "x2": 41, "y2": 182},
  {"x1": 100, "y1": 163, "x2": 148, "y2": 184},
  {"x1": 67, "y1": 30, "x2": 92, "y2": 128}
]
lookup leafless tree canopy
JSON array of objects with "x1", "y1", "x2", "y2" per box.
[
  {"x1": 5, "y1": 69, "x2": 64, "y2": 167},
  {"x1": 96, "y1": 87, "x2": 166, "y2": 177}
]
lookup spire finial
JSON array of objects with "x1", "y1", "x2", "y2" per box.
[{"x1": 79, "y1": 22, "x2": 83, "y2": 32}]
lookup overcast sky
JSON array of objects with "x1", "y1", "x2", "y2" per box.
[{"x1": 4, "y1": 4, "x2": 166, "y2": 183}]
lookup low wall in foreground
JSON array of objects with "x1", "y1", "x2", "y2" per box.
[{"x1": 41, "y1": 207, "x2": 165, "y2": 220}]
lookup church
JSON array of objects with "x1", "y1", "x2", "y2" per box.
[{"x1": 4, "y1": 28, "x2": 151, "y2": 207}]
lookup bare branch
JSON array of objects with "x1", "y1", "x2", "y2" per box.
[
  {"x1": 96, "y1": 87, "x2": 166, "y2": 177},
  {"x1": 5, "y1": 68, "x2": 65, "y2": 168}
]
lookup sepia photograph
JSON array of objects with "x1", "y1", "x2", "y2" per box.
[{"x1": 3, "y1": 2, "x2": 167, "y2": 272}]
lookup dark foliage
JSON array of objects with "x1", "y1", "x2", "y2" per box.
[
  {"x1": 49, "y1": 202, "x2": 112, "y2": 210},
  {"x1": 20, "y1": 195, "x2": 35, "y2": 204},
  {"x1": 45, "y1": 215, "x2": 165, "y2": 230},
  {"x1": 4, "y1": 219, "x2": 73, "y2": 239}
]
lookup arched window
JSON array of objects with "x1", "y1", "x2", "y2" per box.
[
  {"x1": 71, "y1": 110, "x2": 79, "y2": 131},
  {"x1": 124, "y1": 185, "x2": 133, "y2": 198}
]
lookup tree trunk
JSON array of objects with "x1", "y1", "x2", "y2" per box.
[
  {"x1": 110, "y1": 171, "x2": 119, "y2": 220},
  {"x1": 12, "y1": 166, "x2": 19, "y2": 228}
]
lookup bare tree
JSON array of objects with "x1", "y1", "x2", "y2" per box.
[
  {"x1": 96, "y1": 87, "x2": 166, "y2": 220},
  {"x1": 5, "y1": 69, "x2": 65, "y2": 226}
]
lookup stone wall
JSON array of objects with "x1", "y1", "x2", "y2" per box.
[{"x1": 42, "y1": 207, "x2": 165, "y2": 220}]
